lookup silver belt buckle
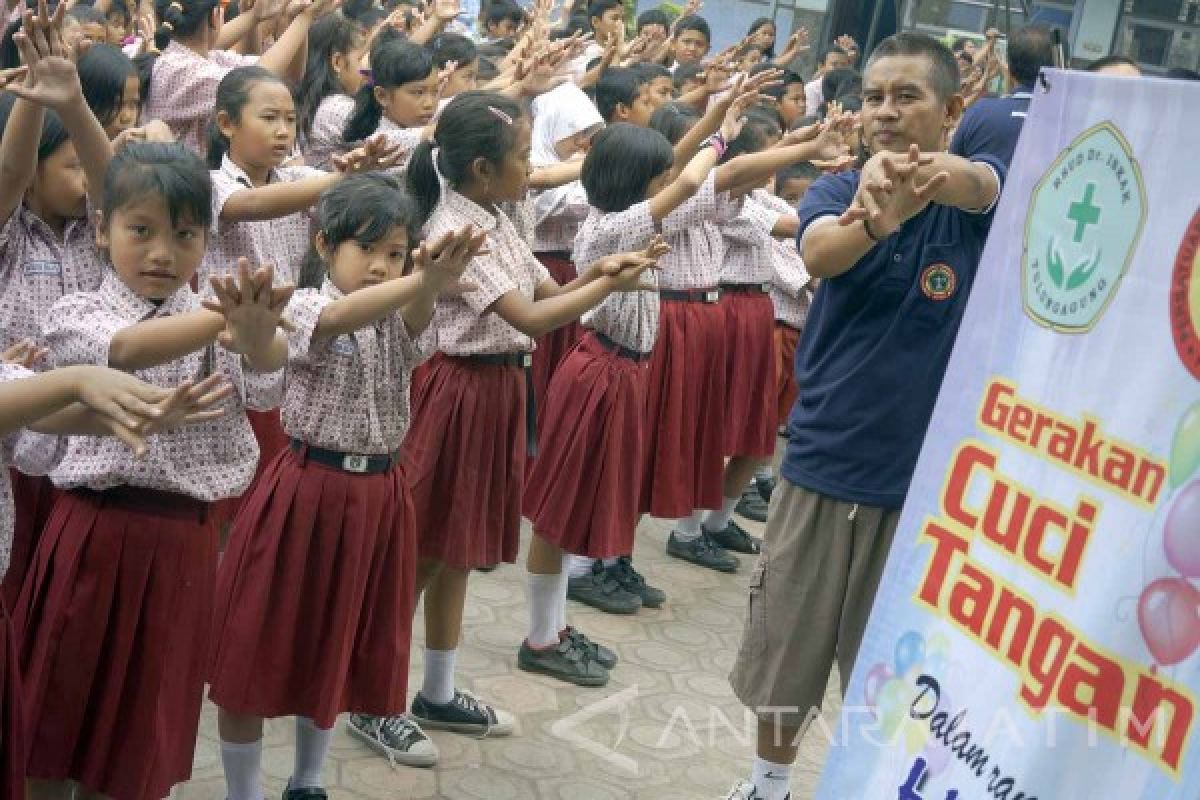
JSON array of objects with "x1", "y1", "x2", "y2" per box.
[
  {"x1": 342, "y1": 454, "x2": 370, "y2": 473},
  {"x1": 761, "y1": 282, "x2": 771, "y2": 293},
  {"x1": 520, "y1": 353, "x2": 533, "y2": 368},
  {"x1": 705, "y1": 289, "x2": 720, "y2": 303}
]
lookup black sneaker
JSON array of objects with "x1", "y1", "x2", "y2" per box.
[
  {"x1": 410, "y1": 690, "x2": 515, "y2": 737},
  {"x1": 346, "y1": 713, "x2": 438, "y2": 768},
  {"x1": 708, "y1": 519, "x2": 762, "y2": 554},
  {"x1": 566, "y1": 560, "x2": 643, "y2": 614},
  {"x1": 562, "y1": 625, "x2": 617, "y2": 669},
  {"x1": 608, "y1": 555, "x2": 666, "y2": 608},
  {"x1": 283, "y1": 788, "x2": 327, "y2": 800},
  {"x1": 517, "y1": 637, "x2": 610, "y2": 686},
  {"x1": 666, "y1": 531, "x2": 739, "y2": 572},
  {"x1": 734, "y1": 485, "x2": 769, "y2": 522},
  {"x1": 756, "y1": 474, "x2": 776, "y2": 503}
]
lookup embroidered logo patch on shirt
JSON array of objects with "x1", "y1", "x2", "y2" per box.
[
  {"x1": 920, "y1": 263, "x2": 957, "y2": 301},
  {"x1": 331, "y1": 334, "x2": 358, "y2": 356}
]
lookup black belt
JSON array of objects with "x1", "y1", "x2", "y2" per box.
[
  {"x1": 719, "y1": 282, "x2": 771, "y2": 294},
  {"x1": 70, "y1": 485, "x2": 209, "y2": 522},
  {"x1": 659, "y1": 287, "x2": 721, "y2": 303},
  {"x1": 290, "y1": 440, "x2": 399, "y2": 474},
  {"x1": 453, "y1": 352, "x2": 537, "y2": 457},
  {"x1": 593, "y1": 332, "x2": 651, "y2": 363}
]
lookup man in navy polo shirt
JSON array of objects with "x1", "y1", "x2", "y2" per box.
[
  {"x1": 725, "y1": 33, "x2": 1006, "y2": 800},
  {"x1": 951, "y1": 24, "x2": 1057, "y2": 166}
]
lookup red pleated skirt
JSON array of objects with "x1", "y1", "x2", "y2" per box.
[
  {"x1": 531, "y1": 254, "x2": 583, "y2": 417},
  {"x1": 2, "y1": 470, "x2": 58, "y2": 609},
  {"x1": 210, "y1": 409, "x2": 288, "y2": 529},
  {"x1": 774, "y1": 322, "x2": 801, "y2": 430},
  {"x1": 524, "y1": 334, "x2": 648, "y2": 557},
  {"x1": 0, "y1": 603, "x2": 25, "y2": 800},
  {"x1": 16, "y1": 489, "x2": 216, "y2": 800},
  {"x1": 640, "y1": 299, "x2": 727, "y2": 518},
  {"x1": 403, "y1": 354, "x2": 526, "y2": 569},
  {"x1": 720, "y1": 291, "x2": 777, "y2": 458},
  {"x1": 209, "y1": 447, "x2": 416, "y2": 728}
]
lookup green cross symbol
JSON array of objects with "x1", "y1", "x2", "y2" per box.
[{"x1": 1067, "y1": 182, "x2": 1102, "y2": 243}]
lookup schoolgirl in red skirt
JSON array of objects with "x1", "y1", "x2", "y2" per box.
[
  {"x1": 527, "y1": 83, "x2": 604, "y2": 416},
  {"x1": 522, "y1": 119, "x2": 745, "y2": 685},
  {"x1": 0, "y1": 352, "x2": 229, "y2": 800},
  {"x1": 17, "y1": 141, "x2": 290, "y2": 800},
  {"x1": 209, "y1": 175, "x2": 483, "y2": 787},
  {"x1": 342, "y1": 92, "x2": 655, "y2": 765}
]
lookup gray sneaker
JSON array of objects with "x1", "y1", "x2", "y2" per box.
[
  {"x1": 566, "y1": 560, "x2": 643, "y2": 614},
  {"x1": 666, "y1": 531, "x2": 739, "y2": 572},
  {"x1": 517, "y1": 637, "x2": 610, "y2": 686},
  {"x1": 708, "y1": 519, "x2": 762, "y2": 554},
  {"x1": 734, "y1": 485, "x2": 769, "y2": 522},
  {"x1": 562, "y1": 625, "x2": 617, "y2": 669},
  {"x1": 607, "y1": 556, "x2": 666, "y2": 608},
  {"x1": 724, "y1": 780, "x2": 789, "y2": 799},
  {"x1": 346, "y1": 713, "x2": 438, "y2": 768}
]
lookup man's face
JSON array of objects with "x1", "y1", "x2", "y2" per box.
[{"x1": 861, "y1": 54, "x2": 959, "y2": 155}]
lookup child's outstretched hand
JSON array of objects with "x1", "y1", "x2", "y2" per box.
[
  {"x1": 1, "y1": 339, "x2": 47, "y2": 368},
  {"x1": 139, "y1": 373, "x2": 234, "y2": 436},
  {"x1": 204, "y1": 259, "x2": 295, "y2": 357},
  {"x1": 334, "y1": 134, "x2": 405, "y2": 173},
  {"x1": 10, "y1": 0, "x2": 89, "y2": 111},
  {"x1": 414, "y1": 225, "x2": 485, "y2": 297},
  {"x1": 68, "y1": 366, "x2": 194, "y2": 455}
]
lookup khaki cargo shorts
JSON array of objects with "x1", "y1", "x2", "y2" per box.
[{"x1": 729, "y1": 481, "x2": 901, "y2": 728}]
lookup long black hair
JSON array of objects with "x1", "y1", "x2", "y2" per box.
[
  {"x1": 206, "y1": 66, "x2": 287, "y2": 168},
  {"x1": 154, "y1": 0, "x2": 220, "y2": 50},
  {"x1": 0, "y1": 93, "x2": 69, "y2": 164},
  {"x1": 648, "y1": 101, "x2": 699, "y2": 146},
  {"x1": 300, "y1": 172, "x2": 421, "y2": 288},
  {"x1": 78, "y1": 44, "x2": 137, "y2": 132},
  {"x1": 746, "y1": 17, "x2": 775, "y2": 59},
  {"x1": 582, "y1": 123, "x2": 673, "y2": 213},
  {"x1": 342, "y1": 32, "x2": 433, "y2": 143},
  {"x1": 406, "y1": 90, "x2": 523, "y2": 221},
  {"x1": 296, "y1": 12, "x2": 363, "y2": 138}
]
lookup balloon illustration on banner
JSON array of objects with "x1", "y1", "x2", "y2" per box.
[
  {"x1": 863, "y1": 630, "x2": 955, "y2": 776},
  {"x1": 1135, "y1": 406, "x2": 1200, "y2": 668},
  {"x1": 1170, "y1": 403, "x2": 1200, "y2": 488}
]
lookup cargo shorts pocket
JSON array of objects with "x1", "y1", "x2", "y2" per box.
[{"x1": 742, "y1": 553, "x2": 769, "y2": 657}]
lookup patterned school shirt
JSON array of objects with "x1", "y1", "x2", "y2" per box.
[
  {"x1": 532, "y1": 181, "x2": 590, "y2": 254},
  {"x1": 144, "y1": 42, "x2": 258, "y2": 154},
  {"x1": 283, "y1": 279, "x2": 435, "y2": 454},
  {"x1": 199, "y1": 155, "x2": 323, "y2": 288},
  {"x1": 656, "y1": 172, "x2": 736, "y2": 291},
  {"x1": 424, "y1": 187, "x2": 550, "y2": 356},
  {"x1": 0, "y1": 206, "x2": 104, "y2": 354},
  {"x1": 43, "y1": 274, "x2": 284, "y2": 501},
  {"x1": 719, "y1": 191, "x2": 783, "y2": 285},
  {"x1": 572, "y1": 200, "x2": 660, "y2": 355},
  {"x1": 0, "y1": 363, "x2": 67, "y2": 577},
  {"x1": 301, "y1": 94, "x2": 426, "y2": 172},
  {"x1": 757, "y1": 190, "x2": 812, "y2": 329}
]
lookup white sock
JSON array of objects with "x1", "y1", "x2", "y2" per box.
[
  {"x1": 421, "y1": 648, "x2": 457, "y2": 705},
  {"x1": 702, "y1": 495, "x2": 740, "y2": 533},
  {"x1": 528, "y1": 571, "x2": 566, "y2": 648},
  {"x1": 566, "y1": 553, "x2": 595, "y2": 578},
  {"x1": 751, "y1": 757, "x2": 793, "y2": 800},
  {"x1": 291, "y1": 717, "x2": 332, "y2": 789},
  {"x1": 672, "y1": 510, "x2": 706, "y2": 542},
  {"x1": 601, "y1": 557, "x2": 618, "y2": 567},
  {"x1": 756, "y1": 465, "x2": 775, "y2": 480},
  {"x1": 220, "y1": 739, "x2": 264, "y2": 800}
]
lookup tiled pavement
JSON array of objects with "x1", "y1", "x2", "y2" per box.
[{"x1": 179, "y1": 512, "x2": 842, "y2": 800}]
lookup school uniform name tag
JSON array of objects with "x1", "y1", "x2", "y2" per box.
[
  {"x1": 23, "y1": 260, "x2": 62, "y2": 276},
  {"x1": 331, "y1": 335, "x2": 357, "y2": 356}
]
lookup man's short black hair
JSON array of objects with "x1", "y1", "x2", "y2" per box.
[
  {"x1": 867, "y1": 32, "x2": 959, "y2": 100},
  {"x1": 1006, "y1": 25, "x2": 1056, "y2": 86}
]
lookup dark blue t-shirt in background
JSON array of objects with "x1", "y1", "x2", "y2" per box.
[
  {"x1": 781, "y1": 155, "x2": 1007, "y2": 509},
  {"x1": 949, "y1": 85, "x2": 1034, "y2": 167}
]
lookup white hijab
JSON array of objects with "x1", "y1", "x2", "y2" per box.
[{"x1": 530, "y1": 83, "x2": 604, "y2": 167}]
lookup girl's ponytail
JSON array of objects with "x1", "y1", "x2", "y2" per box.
[
  {"x1": 406, "y1": 138, "x2": 440, "y2": 222},
  {"x1": 341, "y1": 82, "x2": 383, "y2": 144},
  {"x1": 153, "y1": 0, "x2": 220, "y2": 50}
]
